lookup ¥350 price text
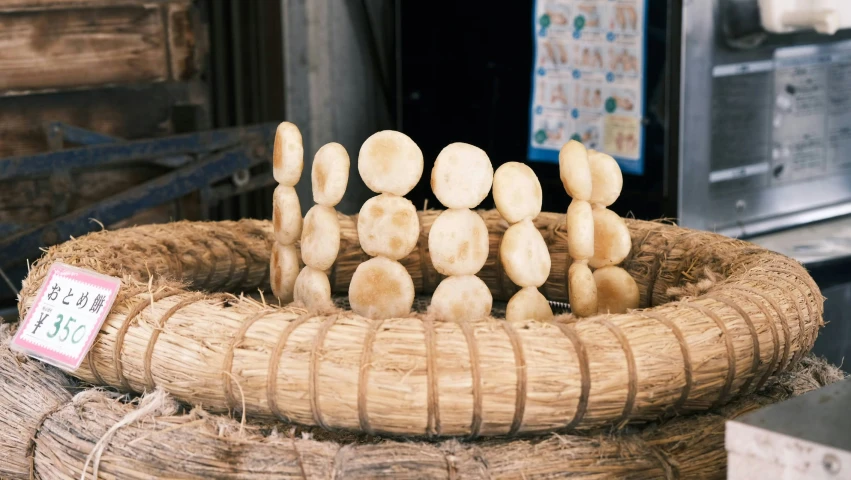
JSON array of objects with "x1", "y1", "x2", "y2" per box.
[{"x1": 35, "y1": 313, "x2": 87, "y2": 344}]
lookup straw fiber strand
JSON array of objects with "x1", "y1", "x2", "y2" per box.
[
  {"x1": 17, "y1": 210, "x2": 823, "y2": 437},
  {"x1": 0, "y1": 327, "x2": 72, "y2": 479},
  {"x1": 0, "y1": 333, "x2": 843, "y2": 480}
]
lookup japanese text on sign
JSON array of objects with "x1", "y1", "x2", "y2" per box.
[{"x1": 12, "y1": 263, "x2": 121, "y2": 370}]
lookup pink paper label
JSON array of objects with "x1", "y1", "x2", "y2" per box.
[{"x1": 12, "y1": 263, "x2": 121, "y2": 370}]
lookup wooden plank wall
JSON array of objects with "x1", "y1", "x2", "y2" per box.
[
  {"x1": 0, "y1": 0, "x2": 208, "y2": 159},
  {"x1": 0, "y1": 1, "x2": 208, "y2": 227},
  {"x1": 0, "y1": 0, "x2": 184, "y2": 11},
  {"x1": 0, "y1": 1, "x2": 209, "y2": 304},
  {"x1": 0, "y1": 0, "x2": 200, "y2": 94}
]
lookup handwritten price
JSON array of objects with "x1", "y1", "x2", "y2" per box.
[{"x1": 44, "y1": 314, "x2": 86, "y2": 344}]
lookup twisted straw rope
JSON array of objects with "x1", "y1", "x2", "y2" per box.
[{"x1": 16, "y1": 212, "x2": 823, "y2": 438}]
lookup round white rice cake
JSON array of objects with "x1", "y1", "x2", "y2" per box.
[
  {"x1": 301, "y1": 205, "x2": 340, "y2": 271},
  {"x1": 428, "y1": 209, "x2": 489, "y2": 276},
  {"x1": 505, "y1": 286, "x2": 554, "y2": 322},
  {"x1": 493, "y1": 162, "x2": 542, "y2": 224},
  {"x1": 593, "y1": 266, "x2": 639, "y2": 314},
  {"x1": 587, "y1": 150, "x2": 623, "y2": 207},
  {"x1": 589, "y1": 207, "x2": 631, "y2": 269},
  {"x1": 357, "y1": 194, "x2": 420, "y2": 260},
  {"x1": 358, "y1": 130, "x2": 423, "y2": 196},
  {"x1": 499, "y1": 218, "x2": 551, "y2": 288},
  {"x1": 272, "y1": 185, "x2": 302, "y2": 245},
  {"x1": 558, "y1": 140, "x2": 592, "y2": 201},
  {"x1": 273, "y1": 122, "x2": 304, "y2": 186},
  {"x1": 566, "y1": 200, "x2": 594, "y2": 261},
  {"x1": 270, "y1": 242, "x2": 300, "y2": 303},
  {"x1": 312, "y1": 142, "x2": 350, "y2": 207},
  {"x1": 428, "y1": 275, "x2": 492, "y2": 322},
  {"x1": 294, "y1": 266, "x2": 332, "y2": 309},
  {"x1": 430, "y1": 142, "x2": 493, "y2": 209},
  {"x1": 568, "y1": 261, "x2": 597, "y2": 317},
  {"x1": 349, "y1": 256, "x2": 415, "y2": 319}
]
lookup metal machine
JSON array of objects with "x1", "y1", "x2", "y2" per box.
[
  {"x1": 677, "y1": 0, "x2": 851, "y2": 237},
  {"x1": 675, "y1": 0, "x2": 851, "y2": 369}
]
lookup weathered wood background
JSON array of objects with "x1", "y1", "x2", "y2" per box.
[
  {"x1": 0, "y1": 0, "x2": 199, "y2": 94},
  {"x1": 0, "y1": 0, "x2": 207, "y2": 229}
]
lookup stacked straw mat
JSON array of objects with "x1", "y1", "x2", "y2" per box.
[
  {"x1": 16, "y1": 210, "x2": 823, "y2": 438},
  {"x1": 0, "y1": 327, "x2": 844, "y2": 479}
]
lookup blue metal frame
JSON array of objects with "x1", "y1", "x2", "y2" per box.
[
  {"x1": 45, "y1": 121, "x2": 120, "y2": 147},
  {"x1": 0, "y1": 122, "x2": 278, "y2": 271},
  {"x1": 44, "y1": 121, "x2": 193, "y2": 168},
  {"x1": 0, "y1": 123, "x2": 275, "y2": 179}
]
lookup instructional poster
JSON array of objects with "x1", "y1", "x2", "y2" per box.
[{"x1": 528, "y1": 0, "x2": 647, "y2": 175}]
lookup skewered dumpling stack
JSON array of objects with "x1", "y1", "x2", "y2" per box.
[
  {"x1": 494, "y1": 162, "x2": 554, "y2": 322},
  {"x1": 427, "y1": 143, "x2": 494, "y2": 321},
  {"x1": 293, "y1": 142, "x2": 350, "y2": 309},
  {"x1": 560, "y1": 140, "x2": 639, "y2": 316},
  {"x1": 270, "y1": 122, "x2": 304, "y2": 303},
  {"x1": 349, "y1": 131, "x2": 422, "y2": 319}
]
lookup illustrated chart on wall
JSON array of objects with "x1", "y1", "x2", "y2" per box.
[{"x1": 528, "y1": 0, "x2": 647, "y2": 175}]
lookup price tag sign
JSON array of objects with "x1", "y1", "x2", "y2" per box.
[{"x1": 12, "y1": 262, "x2": 121, "y2": 370}]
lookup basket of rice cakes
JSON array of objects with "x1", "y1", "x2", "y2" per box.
[{"x1": 17, "y1": 123, "x2": 823, "y2": 441}]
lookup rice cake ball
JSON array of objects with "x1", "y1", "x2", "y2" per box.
[
  {"x1": 493, "y1": 162, "x2": 542, "y2": 224},
  {"x1": 593, "y1": 266, "x2": 639, "y2": 314},
  {"x1": 566, "y1": 200, "x2": 594, "y2": 261},
  {"x1": 428, "y1": 209, "x2": 490, "y2": 276},
  {"x1": 294, "y1": 266, "x2": 332, "y2": 309},
  {"x1": 272, "y1": 185, "x2": 303, "y2": 245},
  {"x1": 558, "y1": 140, "x2": 592, "y2": 201},
  {"x1": 587, "y1": 150, "x2": 623, "y2": 207},
  {"x1": 273, "y1": 122, "x2": 304, "y2": 186},
  {"x1": 270, "y1": 243, "x2": 300, "y2": 303},
  {"x1": 357, "y1": 194, "x2": 420, "y2": 260},
  {"x1": 568, "y1": 262, "x2": 597, "y2": 317},
  {"x1": 301, "y1": 205, "x2": 341, "y2": 271},
  {"x1": 500, "y1": 218, "x2": 551, "y2": 288},
  {"x1": 358, "y1": 130, "x2": 423, "y2": 196},
  {"x1": 505, "y1": 286, "x2": 554, "y2": 322},
  {"x1": 430, "y1": 143, "x2": 494, "y2": 209},
  {"x1": 429, "y1": 275, "x2": 492, "y2": 322},
  {"x1": 349, "y1": 256, "x2": 415, "y2": 319},
  {"x1": 312, "y1": 142, "x2": 350, "y2": 207},
  {"x1": 588, "y1": 207, "x2": 631, "y2": 269}
]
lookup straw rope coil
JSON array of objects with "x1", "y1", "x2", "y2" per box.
[
  {"x1": 0, "y1": 330, "x2": 843, "y2": 480},
  {"x1": 17, "y1": 210, "x2": 824, "y2": 437}
]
